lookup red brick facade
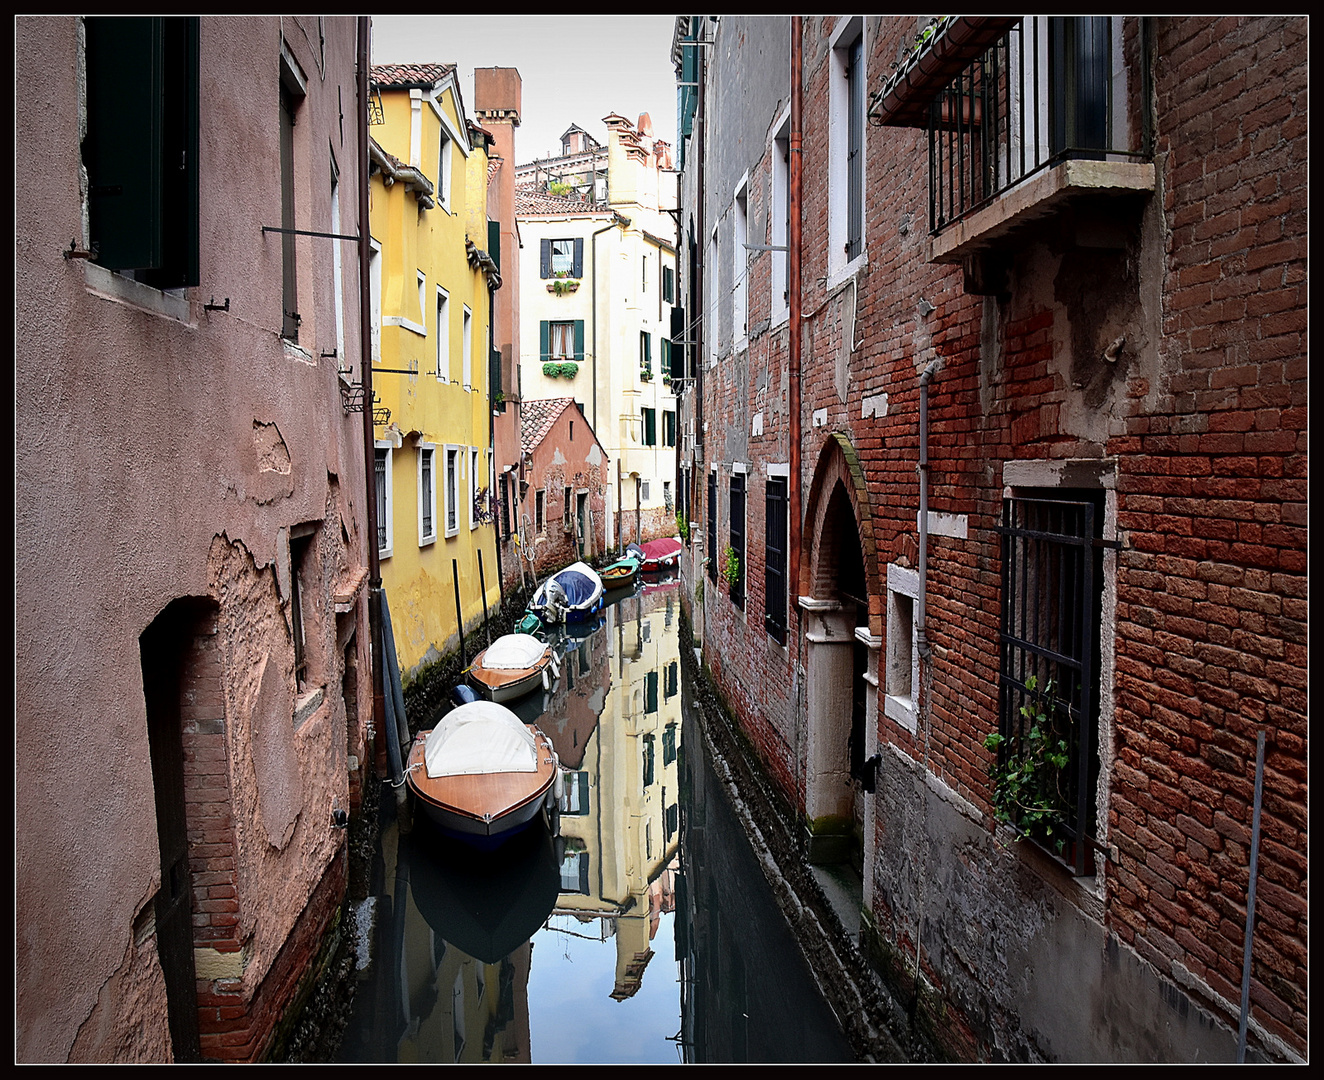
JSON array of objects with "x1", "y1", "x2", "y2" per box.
[{"x1": 677, "y1": 15, "x2": 1305, "y2": 1061}]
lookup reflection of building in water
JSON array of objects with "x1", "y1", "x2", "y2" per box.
[{"x1": 551, "y1": 581, "x2": 684, "y2": 999}]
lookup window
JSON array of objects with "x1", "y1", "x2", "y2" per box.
[
  {"x1": 469, "y1": 448, "x2": 481, "y2": 530},
  {"x1": 541, "y1": 237, "x2": 583, "y2": 278},
  {"x1": 417, "y1": 271, "x2": 427, "y2": 334},
  {"x1": 289, "y1": 525, "x2": 317, "y2": 693},
  {"x1": 994, "y1": 492, "x2": 1105, "y2": 874},
  {"x1": 645, "y1": 673, "x2": 659, "y2": 716},
  {"x1": 280, "y1": 78, "x2": 304, "y2": 340},
  {"x1": 498, "y1": 473, "x2": 512, "y2": 540},
  {"x1": 560, "y1": 771, "x2": 590, "y2": 815},
  {"x1": 330, "y1": 158, "x2": 345, "y2": 358},
  {"x1": 706, "y1": 471, "x2": 717, "y2": 583},
  {"x1": 662, "y1": 265, "x2": 675, "y2": 304},
  {"x1": 541, "y1": 319, "x2": 584, "y2": 362},
  {"x1": 535, "y1": 489, "x2": 545, "y2": 533},
  {"x1": 82, "y1": 17, "x2": 200, "y2": 289},
  {"x1": 418, "y1": 446, "x2": 436, "y2": 545},
  {"x1": 437, "y1": 125, "x2": 452, "y2": 210},
  {"x1": 563, "y1": 486, "x2": 573, "y2": 532},
  {"x1": 560, "y1": 849, "x2": 590, "y2": 894},
  {"x1": 462, "y1": 306, "x2": 472, "y2": 389},
  {"x1": 641, "y1": 407, "x2": 657, "y2": 447},
  {"x1": 374, "y1": 444, "x2": 393, "y2": 558},
  {"x1": 733, "y1": 179, "x2": 749, "y2": 345},
  {"x1": 369, "y1": 240, "x2": 382, "y2": 362},
  {"x1": 663, "y1": 410, "x2": 676, "y2": 447},
  {"x1": 642, "y1": 253, "x2": 648, "y2": 292},
  {"x1": 771, "y1": 111, "x2": 791, "y2": 325},
  {"x1": 830, "y1": 18, "x2": 866, "y2": 275},
  {"x1": 706, "y1": 229, "x2": 719, "y2": 362},
  {"x1": 663, "y1": 480, "x2": 673, "y2": 513},
  {"x1": 640, "y1": 479, "x2": 651, "y2": 503},
  {"x1": 640, "y1": 332, "x2": 653, "y2": 380},
  {"x1": 729, "y1": 472, "x2": 746, "y2": 608},
  {"x1": 444, "y1": 446, "x2": 459, "y2": 536},
  {"x1": 664, "y1": 663, "x2": 678, "y2": 702},
  {"x1": 885, "y1": 564, "x2": 919, "y2": 731},
  {"x1": 435, "y1": 288, "x2": 449, "y2": 380},
  {"x1": 765, "y1": 475, "x2": 788, "y2": 642}
]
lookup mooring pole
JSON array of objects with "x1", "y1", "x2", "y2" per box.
[
  {"x1": 452, "y1": 559, "x2": 467, "y2": 672},
  {"x1": 478, "y1": 548, "x2": 492, "y2": 646}
]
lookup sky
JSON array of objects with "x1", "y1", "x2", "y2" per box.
[{"x1": 371, "y1": 16, "x2": 679, "y2": 166}]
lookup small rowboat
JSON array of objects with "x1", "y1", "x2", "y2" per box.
[
  {"x1": 599, "y1": 554, "x2": 641, "y2": 591},
  {"x1": 467, "y1": 633, "x2": 559, "y2": 703},
  {"x1": 406, "y1": 699, "x2": 562, "y2": 846}
]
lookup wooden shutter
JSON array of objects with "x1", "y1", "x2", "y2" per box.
[
  {"x1": 540, "y1": 238, "x2": 551, "y2": 278},
  {"x1": 487, "y1": 219, "x2": 501, "y2": 271},
  {"x1": 540, "y1": 320, "x2": 550, "y2": 362},
  {"x1": 572, "y1": 237, "x2": 584, "y2": 278},
  {"x1": 573, "y1": 320, "x2": 585, "y2": 362}
]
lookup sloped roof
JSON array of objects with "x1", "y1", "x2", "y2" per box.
[
  {"x1": 515, "y1": 186, "x2": 605, "y2": 217},
  {"x1": 521, "y1": 397, "x2": 577, "y2": 457},
  {"x1": 372, "y1": 62, "x2": 455, "y2": 89}
]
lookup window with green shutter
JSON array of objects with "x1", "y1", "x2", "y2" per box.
[
  {"x1": 82, "y1": 17, "x2": 200, "y2": 289},
  {"x1": 642, "y1": 407, "x2": 657, "y2": 446}
]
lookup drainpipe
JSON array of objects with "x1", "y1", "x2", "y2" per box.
[
  {"x1": 788, "y1": 16, "x2": 803, "y2": 614},
  {"x1": 356, "y1": 17, "x2": 398, "y2": 787},
  {"x1": 916, "y1": 357, "x2": 943, "y2": 659}
]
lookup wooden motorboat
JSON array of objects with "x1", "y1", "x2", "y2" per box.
[
  {"x1": 528, "y1": 561, "x2": 604, "y2": 624},
  {"x1": 638, "y1": 536, "x2": 683, "y2": 572},
  {"x1": 466, "y1": 633, "x2": 559, "y2": 703},
  {"x1": 599, "y1": 554, "x2": 641, "y2": 591},
  {"x1": 406, "y1": 700, "x2": 562, "y2": 845}
]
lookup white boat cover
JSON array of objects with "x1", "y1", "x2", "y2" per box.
[
  {"x1": 424, "y1": 700, "x2": 539, "y2": 777},
  {"x1": 480, "y1": 634, "x2": 548, "y2": 671}
]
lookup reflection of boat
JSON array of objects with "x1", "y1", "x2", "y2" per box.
[
  {"x1": 467, "y1": 633, "x2": 558, "y2": 703},
  {"x1": 406, "y1": 700, "x2": 561, "y2": 846},
  {"x1": 528, "y1": 561, "x2": 604, "y2": 624},
  {"x1": 637, "y1": 537, "x2": 683, "y2": 572},
  {"x1": 599, "y1": 554, "x2": 641, "y2": 591},
  {"x1": 407, "y1": 815, "x2": 562, "y2": 965}
]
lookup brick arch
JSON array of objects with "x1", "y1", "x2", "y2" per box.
[{"x1": 800, "y1": 432, "x2": 882, "y2": 635}]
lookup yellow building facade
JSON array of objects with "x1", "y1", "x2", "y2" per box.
[{"x1": 369, "y1": 63, "x2": 502, "y2": 677}]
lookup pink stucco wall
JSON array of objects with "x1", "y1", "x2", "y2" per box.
[{"x1": 16, "y1": 16, "x2": 373, "y2": 1062}]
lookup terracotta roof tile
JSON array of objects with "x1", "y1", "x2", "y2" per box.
[
  {"x1": 371, "y1": 63, "x2": 454, "y2": 88},
  {"x1": 521, "y1": 397, "x2": 577, "y2": 456},
  {"x1": 514, "y1": 186, "x2": 603, "y2": 216}
]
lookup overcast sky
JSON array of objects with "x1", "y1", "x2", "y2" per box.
[{"x1": 371, "y1": 15, "x2": 679, "y2": 166}]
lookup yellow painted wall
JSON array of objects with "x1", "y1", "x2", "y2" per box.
[{"x1": 371, "y1": 78, "x2": 501, "y2": 678}]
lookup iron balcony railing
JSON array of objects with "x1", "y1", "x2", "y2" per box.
[{"x1": 927, "y1": 17, "x2": 1149, "y2": 235}]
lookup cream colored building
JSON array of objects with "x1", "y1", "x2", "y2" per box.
[{"x1": 516, "y1": 114, "x2": 679, "y2": 554}]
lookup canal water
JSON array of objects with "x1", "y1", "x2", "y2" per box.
[{"x1": 334, "y1": 576, "x2": 856, "y2": 1064}]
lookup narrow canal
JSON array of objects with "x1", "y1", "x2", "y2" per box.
[{"x1": 333, "y1": 576, "x2": 857, "y2": 1064}]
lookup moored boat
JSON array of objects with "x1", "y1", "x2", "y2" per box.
[
  {"x1": 599, "y1": 554, "x2": 641, "y2": 591},
  {"x1": 528, "y1": 561, "x2": 604, "y2": 624},
  {"x1": 405, "y1": 700, "x2": 562, "y2": 846},
  {"x1": 638, "y1": 536, "x2": 683, "y2": 572},
  {"x1": 466, "y1": 633, "x2": 559, "y2": 703}
]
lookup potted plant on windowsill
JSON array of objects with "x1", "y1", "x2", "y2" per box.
[
  {"x1": 720, "y1": 545, "x2": 740, "y2": 590},
  {"x1": 548, "y1": 276, "x2": 580, "y2": 295}
]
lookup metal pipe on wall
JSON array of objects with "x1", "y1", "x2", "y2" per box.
[{"x1": 788, "y1": 17, "x2": 803, "y2": 614}]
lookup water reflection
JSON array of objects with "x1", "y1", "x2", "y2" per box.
[{"x1": 336, "y1": 574, "x2": 853, "y2": 1063}]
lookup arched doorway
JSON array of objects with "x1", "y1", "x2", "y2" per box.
[{"x1": 799, "y1": 435, "x2": 881, "y2": 882}]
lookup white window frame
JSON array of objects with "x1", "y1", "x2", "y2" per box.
[
  {"x1": 418, "y1": 443, "x2": 437, "y2": 547},
  {"x1": 733, "y1": 175, "x2": 749, "y2": 351},
  {"x1": 444, "y1": 445, "x2": 460, "y2": 537},
  {"x1": 706, "y1": 228, "x2": 718, "y2": 365},
  {"x1": 436, "y1": 286, "x2": 450, "y2": 381},
  {"x1": 369, "y1": 239, "x2": 382, "y2": 363},
  {"x1": 885, "y1": 563, "x2": 920, "y2": 733},
  {"x1": 462, "y1": 305, "x2": 472, "y2": 390},
  {"x1": 437, "y1": 125, "x2": 453, "y2": 211},
  {"x1": 771, "y1": 107, "x2": 791, "y2": 328},
  {"x1": 417, "y1": 270, "x2": 427, "y2": 334},
  {"x1": 828, "y1": 16, "x2": 868, "y2": 288},
  {"x1": 374, "y1": 441, "x2": 394, "y2": 559},
  {"x1": 469, "y1": 446, "x2": 480, "y2": 530}
]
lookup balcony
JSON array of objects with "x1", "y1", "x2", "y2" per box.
[{"x1": 873, "y1": 17, "x2": 1154, "y2": 268}]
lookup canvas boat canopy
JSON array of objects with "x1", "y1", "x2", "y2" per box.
[
  {"x1": 480, "y1": 634, "x2": 548, "y2": 670},
  {"x1": 423, "y1": 701, "x2": 539, "y2": 777}
]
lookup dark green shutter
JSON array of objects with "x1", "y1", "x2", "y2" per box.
[
  {"x1": 572, "y1": 238, "x2": 584, "y2": 278},
  {"x1": 540, "y1": 320, "x2": 550, "y2": 362},
  {"x1": 540, "y1": 238, "x2": 551, "y2": 278},
  {"x1": 83, "y1": 17, "x2": 199, "y2": 286},
  {"x1": 488, "y1": 219, "x2": 501, "y2": 272},
  {"x1": 573, "y1": 320, "x2": 585, "y2": 362}
]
